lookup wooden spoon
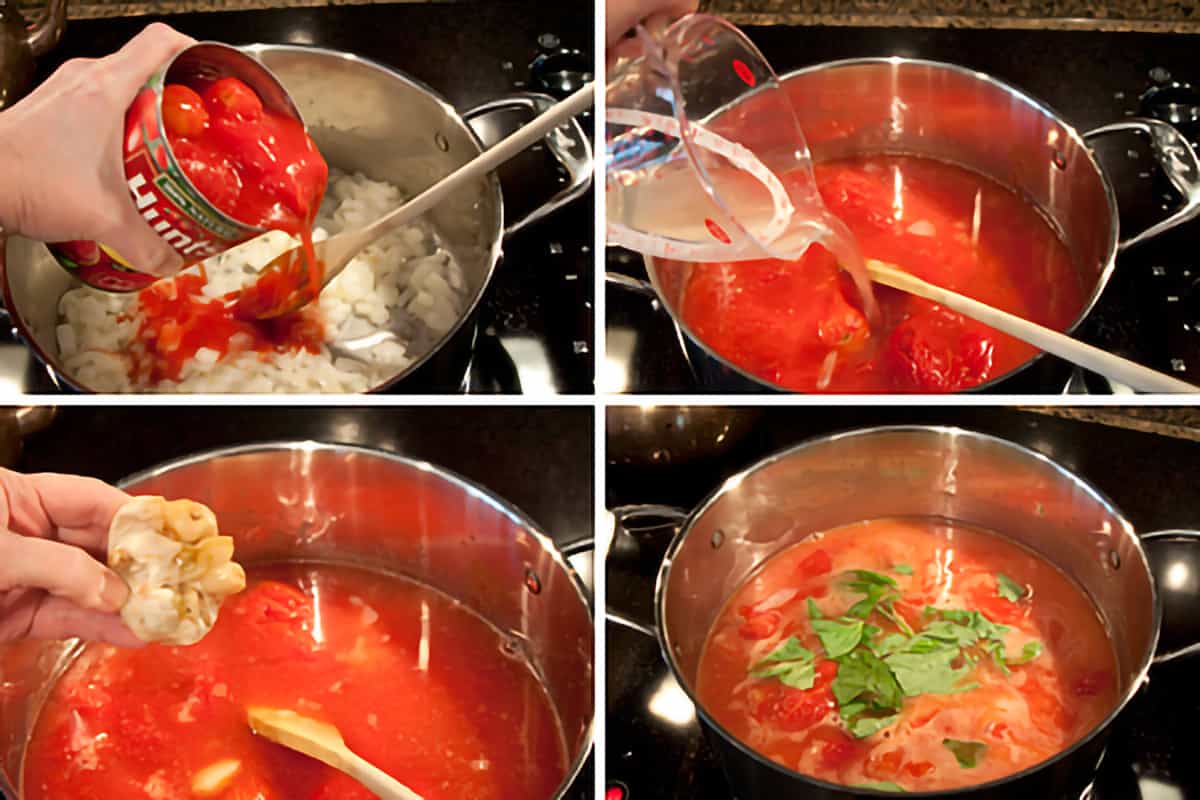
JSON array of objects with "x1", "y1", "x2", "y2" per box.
[
  {"x1": 235, "y1": 82, "x2": 594, "y2": 320},
  {"x1": 866, "y1": 258, "x2": 1199, "y2": 393},
  {"x1": 247, "y1": 706, "x2": 424, "y2": 800}
]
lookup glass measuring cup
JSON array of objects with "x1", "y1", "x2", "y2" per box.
[{"x1": 605, "y1": 13, "x2": 877, "y2": 320}]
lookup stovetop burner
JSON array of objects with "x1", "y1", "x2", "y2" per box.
[
  {"x1": 604, "y1": 23, "x2": 1200, "y2": 395},
  {"x1": 606, "y1": 407, "x2": 1200, "y2": 798}
]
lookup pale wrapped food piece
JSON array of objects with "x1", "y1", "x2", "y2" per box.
[{"x1": 107, "y1": 496, "x2": 246, "y2": 645}]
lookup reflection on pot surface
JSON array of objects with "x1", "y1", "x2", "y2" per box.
[{"x1": 0, "y1": 443, "x2": 594, "y2": 800}]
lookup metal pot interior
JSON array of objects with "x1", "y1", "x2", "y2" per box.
[
  {"x1": 1, "y1": 44, "x2": 503, "y2": 392},
  {"x1": 648, "y1": 59, "x2": 1119, "y2": 391},
  {"x1": 0, "y1": 443, "x2": 593, "y2": 798},
  {"x1": 658, "y1": 427, "x2": 1156, "y2": 749}
]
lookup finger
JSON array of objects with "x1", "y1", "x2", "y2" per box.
[
  {"x1": 97, "y1": 200, "x2": 185, "y2": 277},
  {"x1": 1, "y1": 471, "x2": 130, "y2": 548},
  {"x1": 0, "y1": 534, "x2": 129, "y2": 613},
  {"x1": 105, "y1": 23, "x2": 196, "y2": 101},
  {"x1": 27, "y1": 597, "x2": 144, "y2": 647},
  {"x1": 606, "y1": 0, "x2": 696, "y2": 46}
]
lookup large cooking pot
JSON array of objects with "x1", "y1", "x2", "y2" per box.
[
  {"x1": 0, "y1": 442, "x2": 594, "y2": 798},
  {"x1": 611, "y1": 58, "x2": 1200, "y2": 393},
  {"x1": 612, "y1": 426, "x2": 1198, "y2": 798},
  {"x1": 0, "y1": 44, "x2": 592, "y2": 393}
]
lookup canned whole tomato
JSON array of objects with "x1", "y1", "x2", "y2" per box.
[{"x1": 48, "y1": 42, "x2": 315, "y2": 292}]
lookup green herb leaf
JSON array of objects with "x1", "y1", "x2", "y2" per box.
[
  {"x1": 853, "y1": 782, "x2": 907, "y2": 792},
  {"x1": 943, "y1": 739, "x2": 987, "y2": 768},
  {"x1": 753, "y1": 637, "x2": 814, "y2": 666},
  {"x1": 752, "y1": 660, "x2": 817, "y2": 689},
  {"x1": 871, "y1": 633, "x2": 911, "y2": 657},
  {"x1": 996, "y1": 573, "x2": 1027, "y2": 603},
  {"x1": 849, "y1": 713, "x2": 900, "y2": 738},
  {"x1": 844, "y1": 569, "x2": 899, "y2": 589},
  {"x1": 885, "y1": 646, "x2": 971, "y2": 697},
  {"x1": 892, "y1": 564, "x2": 914, "y2": 575},
  {"x1": 875, "y1": 602, "x2": 915, "y2": 636},
  {"x1": 812, "y1": 618, "x2": 864, "y2": 658},
  {"x1": 807, "y1": 597, "x2": 823, "y2": 620},
  {"x1": 833, "y1": 649, "x2": 903, "y2": 710},
  {"x1": 938, "y1": 609, "x2": 1009, "y2": 641},
  {"x1": 848, "y1": 584, "x2": 897, "y2": 619},
  {"x1": 749, "y1": 636, "x2": 817, "y2": 689},
  {"x1": 1013, "y1": 640, "x2": 1043, "y2": 664},
  {"x1": 988, "y1": 640, "x2": 1011, "y2": 675},
  {"x1": 919, "y1": 621, "x2": 980, "y2": 647}
]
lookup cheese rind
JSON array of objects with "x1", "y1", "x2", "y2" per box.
[{"x1": 108, "y1": 496, "x2": 246, "y2": 645}]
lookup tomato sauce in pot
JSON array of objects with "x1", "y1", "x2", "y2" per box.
[
  {"x1": 696, "y1": 518, "x2": 1119, "y2": 793},
  {"x1": 660, "y1": 155, "x2": 1086, "y2": 392},
  {"x1": 24, "y1": 564, "x2": 569, "y2": 800}
]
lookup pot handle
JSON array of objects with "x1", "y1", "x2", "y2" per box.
[
  {"x1": 1083, "y1": 117, "x2": 1200, "y2": 252},
  {"x1": 606, "y1": 504, "x2": 689, "y2": 638},
  {"x1": 463, "y1": 92, "x2": 593, "y2": 236},
  {"x1": 1142, "y1": 529, "x2": 1200, "y2": 664}
]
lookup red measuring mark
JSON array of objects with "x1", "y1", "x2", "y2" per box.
[
  {"x1": 705, "y1": 218, "x2": 732, "y2": 244},
  {"x1": 733, "y1": 58, "x2": 756, "y2": 87},
  {"x1": 606, "y1": 787, "x2": 626, "y2": 800}
]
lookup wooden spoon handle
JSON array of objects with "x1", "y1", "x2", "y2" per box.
[
  {"x1": 866, "y1": 259, "x2": 1199, "y2": 393},
  {"x1": 341, "y1": 750, "x2": 425, "y2": 800},
  {"x1": 343, "y1": 82, "x2": 594, "y2": 254}
]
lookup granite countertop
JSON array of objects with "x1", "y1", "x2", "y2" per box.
[{"x1": 1027, "y1": 406, "x2": 1200, "y2": 442}]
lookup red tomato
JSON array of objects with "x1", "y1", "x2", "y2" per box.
[
  {"x1": 808, "y1": 726, "x2": 863, "y2": 771},
  {"x1": 738, "y1": 610, "x2": 782, "y2": 640},
  {"x1": 885, "y1": 306, "x2": 995, "y2": 392},
  {"x1": 161, "y1": 84, "x2": 209, "y2": 137},
  {"x1": 203, "y1": 76, "x2": 264, "y2": 120},
  {"x1": 171, "y1": 136, "x2": 243, "y2": 217},
  {"x1": 796, "y1": 549, "x2": 833, "y2": 580},
  {"x1": 232, "y1": 581, "x2": 317, "y2": 658},
  {"x1": 865, "y1": 747, "x2": 904, "y2": 779},
  {"x1": 225, "y1": 771, "x2": 279, "y2": 800},
  {"x1": 307, "y1": 772, "x2": 377, "y2": 800},
  {"x1": 905, "y1": 760, "x2": 935, "y2": 778},
  {"x1": 966, "y1": 579, "x2": 1027, "y2": 625}
]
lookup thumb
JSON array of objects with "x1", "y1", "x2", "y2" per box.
[
  {"x1": 0, "y1": 533, "x2": 129, "y2": 613},
  {"x1": 98, "y1": 199, "x2": 185, "y2": 277}
]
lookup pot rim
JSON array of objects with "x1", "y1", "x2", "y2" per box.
[
  {"x1": 116, "y1": 439, "x2": 594, "y2": 800},
  {"x1": 0, "y1": 41, "x2": 505, "y2": 395},
  {"x1": 644, "y1": 55, "x2": 1122, "y2": 395},
  {"x1": 653, "y1": 424, "x2": 1160, "y2": 797}
]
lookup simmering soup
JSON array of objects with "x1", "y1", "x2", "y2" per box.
[
  {"x1": 24, "y1": 563, "x2": 568, "y2": 799},
  {"x1": 661, "y1": 155, "x2": 1086, "y2": 392},
  {"x1": 696, "y1": 519, "x2": 1118, "y2": 792}
]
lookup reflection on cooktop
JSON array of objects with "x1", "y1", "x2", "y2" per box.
[
  {"x1": 606, "y1": 407, "x2": 1200, "y2": 799},
  {"x1": 605, "y1": 23, "x2": 1200, "y2": 395}
]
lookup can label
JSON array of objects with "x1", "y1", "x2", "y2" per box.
[{"x1": 48, "y1": 67, "x2": 263, "y2": 292}]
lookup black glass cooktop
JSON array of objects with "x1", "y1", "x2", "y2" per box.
[
  {"x1": 606, "y1": 407, "x2": 1200, "y2": 798},
  {"x1": 605, "y1": 23, "x2": 1200, "y2": 394},
  {"x1": 3, "y1": 0, "x2": 594, "y2": 394}
]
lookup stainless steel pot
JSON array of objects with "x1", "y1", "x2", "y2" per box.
[
  {"x1": 621, "y1": 426, "x2": 1198, "y2": 797},
  {"x1": 0, "y1": 442, "x2": 594, "y2": 798},
  {"x1": 0, "y1": 44, "x2": 592, "y2": 393},
  {"x1": 611, "y1": 58, "x2": 1200, "y2": 393}
]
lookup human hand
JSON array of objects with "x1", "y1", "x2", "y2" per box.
[
  {"x1": 0, "y1": 469, "x2": 142, "y2": 646},
  {"x1": 0, "y1": 23, "x2": 194, "y2": 277},
  {"x1": 607, "y1": 0, "x2": 698, "y2": 47}
]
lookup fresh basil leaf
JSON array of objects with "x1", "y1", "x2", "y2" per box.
[
  {"x1": 943, "y1": 738, "x2": 987, "y2": 768},
  {"x1": 996, "y1": 573, "x2": 1026, "y2": 603},
  {"x1": 839, "y1": 700, "x2": 868, "y2": 720},
  {"x1": 844, "y1": 569, "x2": 899, "y2": 589},
  {"x1": 848, "y1": 584, "x2": 897, "y2": 619},
  {"x1": 812, "y1": 618, "x2": 864, "y2": 658},
  {"x1": 885, "y1": 646, "x2": 971, "y2": 697},
  {"x1": 1014, "y1": 640, "x2": 1043, "y2": 664},
  {"x1": 872, "y1": 633, "x2": 911, "y2": 657},
  {"x1": 920, "y1": 621, "x2": 979, "y2": 647},
  {"x1": 938, "y1": 609, "x2": 1009, "y2": 641},
  {"x1": 753, "y1": 637, "x2": 814, "y2": 667},
  {"x1": 988, "y1": 640, "x2": 1011, "y2": 676},
  {"x1": 833, "y1": 649, "x2": 903, "y2": 710},
  {"x1": 875, "y1": 601, "x2": 915, "y2": 636},
  {"x1": 807, "y1": 597, "x2": 823, "y2": 620},
  {"x1": 849, "y1": 713, "x2": 900, "y2": 738},
  {"x1": 752, "y1": 660, "x2": 817, "y2": 689},
  {"x1": 863, "y1": 623, "x2": 882, "y2": 640},
  {"x1": 892, "y1": 564, "x2": 914, "y2": 576},
  {"x1": 853, "y1": 782, "x2": 907, "y2": 792}
]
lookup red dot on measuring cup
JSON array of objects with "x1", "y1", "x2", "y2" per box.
[
  {"x1": 733, "y1": 59, "x2": 756, "y2": 87},
  {"x1": 705, "y1": 218, "x2": 732, "y2": 244}
]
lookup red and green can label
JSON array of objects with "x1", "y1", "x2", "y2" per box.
[{"x1": 47, "y1": 69, "x2": 262, "y2": 293}]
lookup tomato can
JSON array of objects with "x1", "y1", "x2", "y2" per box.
[{"x1": 47, "y1": 42, "x2": 304, "y2": 292}]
